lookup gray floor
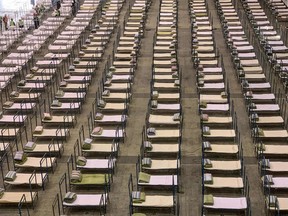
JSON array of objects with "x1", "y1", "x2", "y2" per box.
[{"x1": 0, "y1": 0, "x2": 288, "y2": 215}]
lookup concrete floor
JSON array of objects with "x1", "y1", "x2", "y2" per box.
[{"x1": 1, "y1": 0, "x2": 287, "y2": 215}]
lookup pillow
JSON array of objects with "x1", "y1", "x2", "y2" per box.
[
  {"x1": 69, "y1": 65, "x2": 75, "y2": 71},
  {"x1": 203, "y1": 141, "x2": 211, "y2": 150},
  {"x1": 106, "y1": 72, "x2": 113, "y2": 78},
  {"x1": 92, "y1": 127, "x2": 103, "y2": 135},
  {"x1": 198, "y1": 72, "x2": 205, "y2": 78},
  {"x1": 203, "y1": 194, "x2": 214, "y2": 205},
  {"x1": 64, "y1": 73, "x2": 71, "y2": 79},
  {"x1": 109, "y1": 66, "x2": 116, "y2": 72},
  {"x1": 143, "y1": 141, "x2": 152, "y2": 151},
  {"x1": 151, "y1": 100, "x2": 158, "y2": 108},
  {"x1": 204, "y1": 173, "x2": 213, "y2": 184},
  {"x1": 199, "y1": 101, "x2": 207, "y2": 108},
  {"x1": 132, "y1": 191, "x2": 146, "y2": 203},
  {"x1": 102, "y1": 90, "x2": 110, "y2": 96},
  {"x1": 172, "y1": 72, "x2": 178, "y2": 78},
  {"x1": 173, "y1": 113, "x2": 181, "y2": 121},
  {"x1": 264, "y1": 175, "x2": 274, "y2": 185},
  {"x1": 34, "y1": 126, "x2": 43, "y2": 134},
  {"x1": 201, "y1": 114, "x2": 209, "y2": 121},
  {"x1": 204, "y1": 158, "x2": 212, "y2": 168},
  {"x1": 198, "y1": 80, "x2": 204, "y2": 87},
  {"x1": 64, "y1": 192, "x2": 77, "y2": 203},
  {"x1": 147, "y1": 128, "x2": 156, "y2": 136},
  {"x1": 98, "y1": 100, "x2": 106, "y2": 108},
  {"x1": 25, "y1": 73, "x2": 34, "y2": 79},
  {"x1": 202, "y1": 126, "x2": 210, "y2": 135},
  {"x1": 171, "y1": 65, "x2": 177, "y2": 72},
  {"x1": 5, "y1": 171, "x2": 17, "y2": 181},
  {"x1": 30, "y1": 66, "x2": 39, "y2": 73},
  {"x1": 79, "y1": 51, "x2": 85, "y2": 56},
  {"x1": 3, "y1": 101, "x2": 14, "y2": 108},
  {"x1": 152, "y1": 91, "x2": 159, "y2": 99},
  {"x1": 95, "y1": 113, "x2": 104, "y2": 120},
  {"x1": 51, "y1": 100, "x2": 62, "y2": 107},
  {"x1": 142, "y1": 158, "x2": 152, "y2": 168},
  {"x1": 76, "y1": 156, "x2": 87, "y2": 166},
  {"x1": 43, "y1": 113, "x2": 52, "y2": 120},
  {"x1": 138, "y1": 172, "x2": 151, "y2": 183},
  {"x1": 267, "y1": 195, "x2": 277, "y2": 207},
  {"x1": 0, "y1": 188, "x2": 4, "y2": 199},
  {"x1": 85, "y1": 39, "x2": 91, "y2": 44},
  {"x1": 24, "y1": 141, "x2": 36, "y2": 150},
  {"x1": 250, "y1": 113, "x2": 259, "y2": 121},
  {"x1": 246, "y1": 91, "x2": 253, "y2": 98},
  {"x1": 74, "y1": 58, "x2": 80, "y2": 64},
  {"x1": 60, "y1": 81, "x2": 67, "y2": 87},
  {"x1": 10, "y1": 91, "x2": 19, "y2": 97},
  {"x1": 262, "y1": 159, "x2": 270, "y2": 169},
  {"x1": 18, "y1": 80, "x2": 26, "y2": 86},
  {"x1": 71, "y1": 170, "x2": 82, "y2": 183},
  {"x1": 174, "y1": 79, "x2": 180, "y2": 86},
  {"x1": 171, "y1": 51, "x2": 176, "y2": 58},
  {"x1": 249, "y1": 103, "x2": 256, "y2": 109},
  {"x1": 221, "y1": 91, "x2": 228, "y2": 98},
  {"x1": 56, "y1": 90, "x2": 64, "y2": 97},
  {"x1": 82, "y1": 138, "x2": 92, "y2": 150},
  {"x1": 104, "y1": 79, "x2": 112, "y2": 87},
  {"x1": 81, "y1": 45, "x2": 88, "y2": 50}
]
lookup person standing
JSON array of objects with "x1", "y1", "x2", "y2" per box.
[
  {"x1": 33, "y1": 13, "x2": 39, "y2": 29},
  {"x1": 3, "y1": 14, "x2": 8, "y2": 30},
  {"x1": 18, "y1": 18, "x2": 24, "y2": 29}
]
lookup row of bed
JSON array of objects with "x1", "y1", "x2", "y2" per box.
[
  {"x1": 128, "y1": 0, "x2": 181, "y2": 215},
  {"x1": 0, "y1": 0, "x2": 119, "y2": 215},
  {"x1": 189, "y1": 0, "x2": 252, "y2": 215},
  {"x1": 216, "y1": 0, "x2": 288, "y2": 215}
]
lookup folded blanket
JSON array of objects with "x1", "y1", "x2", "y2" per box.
[
  {"x1": 102, "y1": 90, "x2": 110, "y2": 97},
  {"x1": 18, "y1": 80, "x2": 26, "y2": 86},
  {"x1": 79, "y1": 51, "x2": 85, "y2": 56},
  {"x1": 142, "y1": 158, "x2": 152, "y2": 168},
  {"x1": 43, "y1": 113, "x2": 52, "y2": 120},
  {"x1": 34, "y1": 126, "x2": 43, "y2": 134},
  {"x1": 143, "y1": 141, "x2": 152, "y2": 151},
  {"x1": 64, "y1": 192, "x2": 77, "y2": 203},
  {"x1": 198, "y1": 72, "x2": 204, "y2": 78},
  {"x1": 204, "y1": 173, "x2": 213, "y2": 184},
  {"x1": 246, "y1": 91, "x2": 253, "y2": 98},
  {"x1": 198, "y1": 80, "x2": 204, "y2": 87},
  {"x1": 249, "y1": 103, "x2": 256, "y2": 109},
  {"x1": 51, "y1": 100, "x2": 62, "y2": 107},
  {"x1": 202, "y1": 126, "x2": 210, "y2": 135},
  {"x1": 5, "y1": 171, "x2": 17, "y2": 181},
  {"x1": 14, "y1": 151, "x2": 27, "y2": 164},
  {"x1": 71, "y1": 170, "x2": 82, "y2": 183},
  {"x1": 203, "y1": 141, "x2": 211, "y2": 150},
  {"x1": 253, "y1": 127, "x2": 264, "y2": 136},
  {"x1": 64, "y1": 73, "x2": 71, "y2": 79},
  {"x1": 152, "y1": 91, "x2": 159, "y2": 99},
  {"x1": 85, "y1": 39, "x2": 91, "y2": 44},
  {"x1": 3, "y1": 101, "x2": 14, "y2": 108},
  {"x1": 172, "y1": 72, "x2": 178, "y2": 78},
  {"x1": 204, "y1": 194, "x2": 214, "y2": 205},
  {"x1": 82, "y1": 138, "x2": 92, "y2": 150},
  {"x1": 204, "y1": 158, "x2": 212, "y2": 168},
  {"x1": 92, "y1": 127, "x2": 103, "y2": 135},
  {"x1": 10, "y1": 91, "x2": 19, "y2": 97},
  {"x1": 257, "y1": 142, "x2": 265, "y2": 151},
  {"x1": 81, "y1": 45, "x2": 88, "y2": 50},
  {"x1": 147, "y1": 127, "x2": 156, "y2": 136},
  {"x1": 250, "y1": 113, "x2": 259, "y2": 121},
  {"x1": 242, "y1": 80, "x2": 249, "y2": 87},
  {"x1": 151, "y1": 100, "x2": 158, "y2": 108},
  {"x1": 132, "y1": 191, "x2": 146, "y2": 203},
  {"x1": 24, "y1": 141, "x2": 36, "y2": 150},
  {"x1": 109, "y1": 66, "x2": 116, "y2": 72},
  {"x1": 98, "y1": 100, "x2": 106, "y2": 108},
  {"x1": 0, "y1": 188, "x2": 4, "y2": 199},
  {"x1": 138, "y1": 172, "x2": 151, "y2": 183},
  {"x1": 106, "y1": 72, "x2": 113, "y2": 79},
  {"x1": 77, "y1": 156, "x2": 87, "y2": 166},
  {"x1": 95, "y1": 113, "x2": 103, "y2": 120}
]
